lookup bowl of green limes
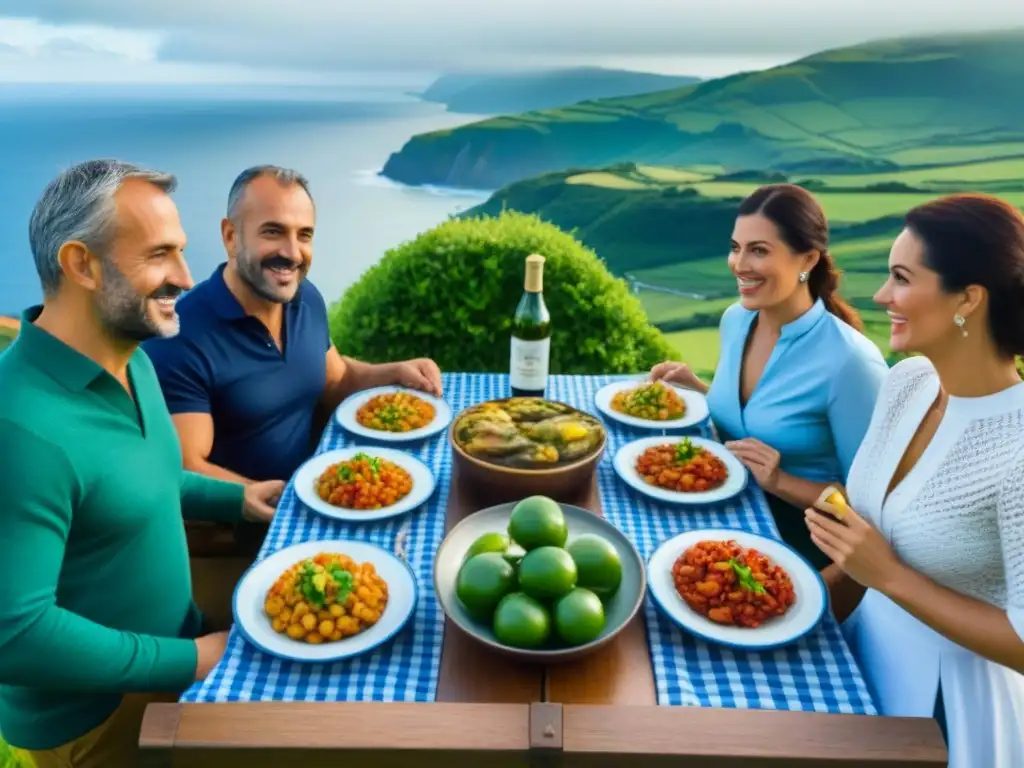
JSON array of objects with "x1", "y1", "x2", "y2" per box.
[{"x1": 433, "y1": 495, "x2": 647, "y2": 662}]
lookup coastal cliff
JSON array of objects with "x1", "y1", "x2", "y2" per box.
[{"x1": 381, "y1": 30, "x2": 1024, "y2": 190}]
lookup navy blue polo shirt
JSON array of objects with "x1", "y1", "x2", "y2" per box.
[{"x1": 143, "y1": 263, "x2": 330, "y2": 482}]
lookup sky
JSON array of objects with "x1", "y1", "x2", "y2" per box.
[{"x1": 0, "y1": 1, "x2": 1022, "y2": 83}]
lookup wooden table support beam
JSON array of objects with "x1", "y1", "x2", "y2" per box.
[{"x1": 139, "y1": 701, "x2": 948, "y2": 767}]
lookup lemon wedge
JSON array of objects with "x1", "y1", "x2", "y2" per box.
[
  {"x1": 559, "y1": 423, "x2": 589, "y2": 441},
  {"x1": 816, "y1": 485, "x2": 850, "y2": 520}
]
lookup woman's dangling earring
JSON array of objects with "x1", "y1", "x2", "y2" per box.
[
  {"x1": 798, "y1": 271, "x2": 809, "y2": 283},
  {"x1": 954, "y1": 313, "x2": 968, "y2": 337}
]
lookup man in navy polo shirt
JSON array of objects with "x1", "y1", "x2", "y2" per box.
[{"x1": 144, "y1": 165, "x2": 442, "y2": 489}]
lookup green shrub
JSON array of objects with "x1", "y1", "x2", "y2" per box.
[{"x1": 329, "y1": 211, "x2": 678, "y2": 374}]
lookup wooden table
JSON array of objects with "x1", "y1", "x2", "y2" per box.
[{"x1": 140, "y1": 466, "x2": 948, "y2": 767}]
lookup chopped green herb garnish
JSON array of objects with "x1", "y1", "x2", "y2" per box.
[
  {"x1": 298, "y1": 562, "x2": 355, "y2": 608},
  {"x1": 340, "y1": 452, "x2": 382, "y2": 477},
  {"x1": 728, "y1": 558, "x2": 767, "y2": 594},
  {"x1": 673, "y1": 438, "x2": 697, "y2": 464}
]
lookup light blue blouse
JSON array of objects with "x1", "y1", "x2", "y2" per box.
[{"x1": 706, "y1": 299, "x2": 888, "y2": 485}]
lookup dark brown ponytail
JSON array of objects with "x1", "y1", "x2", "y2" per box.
[
  {"x1": 807, "y1": 250, "x2": 863, "y2": 331},
  {"x1": 737, "y1": 184, "x2": 863, "y2": 332}
]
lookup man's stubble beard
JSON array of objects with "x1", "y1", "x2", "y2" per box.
[{"x1": 94, "y1": 256, "x2": 180, "y2": 343}]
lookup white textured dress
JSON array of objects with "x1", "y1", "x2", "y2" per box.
[{"x1": 841, "y1": 356, "x2": 1024, "y2": 766}]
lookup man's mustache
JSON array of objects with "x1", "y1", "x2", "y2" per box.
[
  {"x1": 150, "y1": 284, "x2": 184, "y2": 300},
  {"x1": 262, "y1": 254, "x2": 303, "y2": 270}
]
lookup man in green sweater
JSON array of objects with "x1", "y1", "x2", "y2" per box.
[{"x1": 0, "y1": 159, "x2": 285, "y2": 766}]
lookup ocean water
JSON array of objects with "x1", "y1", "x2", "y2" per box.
[{"x1": 0, "y1": 84, "x2": 491, "y2": 316}]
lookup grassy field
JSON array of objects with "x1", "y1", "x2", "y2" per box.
[
  {"x1": 0, "y1": 321, "x2": 17, "y2": 354},
  {"x1": 661, "y1": 327, "x2": 723, "y2": 379},
  {"x1": 563, "y1": 159, "x2": 1024, "y2": 222}
]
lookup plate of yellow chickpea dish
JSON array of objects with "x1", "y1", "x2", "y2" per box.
[
  {"x1": 594, "y1": 378, "x2": 709, "y2": 430},
  {"x1": 233, "y1": 540, "x2": 417, "y2": 662},
  {"x1": 335, "y1": 385, "x2": 453, "y2": 443}
]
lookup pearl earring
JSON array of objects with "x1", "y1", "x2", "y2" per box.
[
  {"x1": 954, "y1": 314, "x2": 968, "y2": 337},
  {"x1": 798, "y1": 271, "x2": 809, "y2": 283}
]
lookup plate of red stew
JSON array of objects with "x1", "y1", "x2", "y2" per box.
[
  {"x1": 647, "y1": 530, "x2": 826, "y2": 650},
  {"x1": 612, "y1": 435, "x2": 747, "y2": 504},
  {"x1": 293, "y1": 446, "x2": 436, "y2": 522}
]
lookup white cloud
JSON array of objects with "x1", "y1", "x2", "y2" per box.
[
  {"x1": 0, "y1": 2, "x2": 1022, "y2": 81},
  {"x1": 0, "y1": 16, "x2": 415, "y2": 83},
  {"x1": 0, "y1": 17, "x2": 158, "y2": 59}
]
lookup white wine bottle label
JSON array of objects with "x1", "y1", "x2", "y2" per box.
[{"x1": 510, "y1": 337, "x2": 550, "y2": 390}]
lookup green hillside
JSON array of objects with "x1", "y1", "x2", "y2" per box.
[
  {"x1": 418, "y1": 67, "x2": 700, "y2": 114},
  {"x1": 463, "y1": 155, "x2": 1024, "y2": 373},
  {"x1": 0, "y1": 322, "x2": 16, "y2": 354},
  {"x1": 382, "y1": 30, "x2": 1024, "y2": 189}
]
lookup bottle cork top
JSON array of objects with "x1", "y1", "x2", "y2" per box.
[{"x1": 524, "y1": 253, "x2": 544, "y2": 292}]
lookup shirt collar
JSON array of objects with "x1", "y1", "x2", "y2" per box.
[
  {"x1": 16, "y1": 305, "x2": 126, "y2": 392},
  {"x1": 779, "y1": 297, "x2": 826, "y2": 341},
  {"x1": 208, "y1": 262, "x2": 249, "y2": 321}
]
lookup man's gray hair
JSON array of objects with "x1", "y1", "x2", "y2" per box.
[
  {"x1": 225, "y1": 165, "x2": 314, "y2": 221},
  {"x1": 28, "y1": 158, "x2": 177, "y2": 296}
]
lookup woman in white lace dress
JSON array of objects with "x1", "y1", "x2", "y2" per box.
[{"x1": 803, "y1": 193, "x2": 1024, "y2": 766}]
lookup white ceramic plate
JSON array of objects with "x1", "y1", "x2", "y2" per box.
[
  {"x1": 613, "y1": 435, "x2": 748, "y2": 505},
  {"x1": 594, "y1": 378, "x2": 709, "y2": 430},
  {"x1": 233, "y1": 539, "x2": 417, "y2": 663},
  {"x1": 293, "y1": 446, "x2": 436, "y2": 522},
  {"x1": 334, "y1": 385, "x2": 453, "y2": 442},
  {"x1": 647, "y1": 529, "x2": 826, "y2": 651}
]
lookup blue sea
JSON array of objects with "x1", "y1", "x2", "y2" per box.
[{"x1": 0, "y1": 83, "x2": 491, "y2": 316}]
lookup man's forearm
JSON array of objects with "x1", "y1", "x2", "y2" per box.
[
  {"x1": 323, "y1": 357, "x2": 396, "y2": 409},
  {"x1": 0, "y1": 604, "x2": 198, "y2": 692},
  {"x1": 184, "y1": 457, "x2": 253, "y2": 485}
]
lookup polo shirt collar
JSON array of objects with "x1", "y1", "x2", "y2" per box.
[
  {"x1": 779, "y1": 297, "x2": 826, "y2": 341},
  {"x1": 16, "y1": 305, "x2": 130, "y2": 392},
  {"x1": 208, "y1": 262, "x2": 249, "y2": 321}
]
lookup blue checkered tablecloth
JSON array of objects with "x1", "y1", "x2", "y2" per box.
[{"x1": 183, "y1": 372, "x2": 876, "y2": 715}]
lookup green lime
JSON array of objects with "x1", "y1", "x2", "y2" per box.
[
  {"x1": 465, "y1": 532, "x2": 511, "y2": 560},
  {"x1": 567, "y1": 534, "x2": 623, "y2": 600},
  {"x1": 508, "y1": 496, "x2": 567, "y2": 550},
  {"x1": 517, "y1": 546, "x2": 578, "y2": 602},
  {"x1": 455, "y1": 552, "x2": 517, "y2": 620},
  {"x1": 493, "y1": 592, "x2": 551, "y2": 648},
  {"x1": 554, "y1": 588, "x2": 606, "y2": 646}
]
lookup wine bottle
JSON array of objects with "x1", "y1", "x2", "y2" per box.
[{"x1": 509, "y1": 253, "x2": 551, "y2": 398}]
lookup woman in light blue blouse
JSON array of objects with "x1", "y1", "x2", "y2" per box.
[{"x1": 651, "y1": 184, "x2": 888, "y2": 569}]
